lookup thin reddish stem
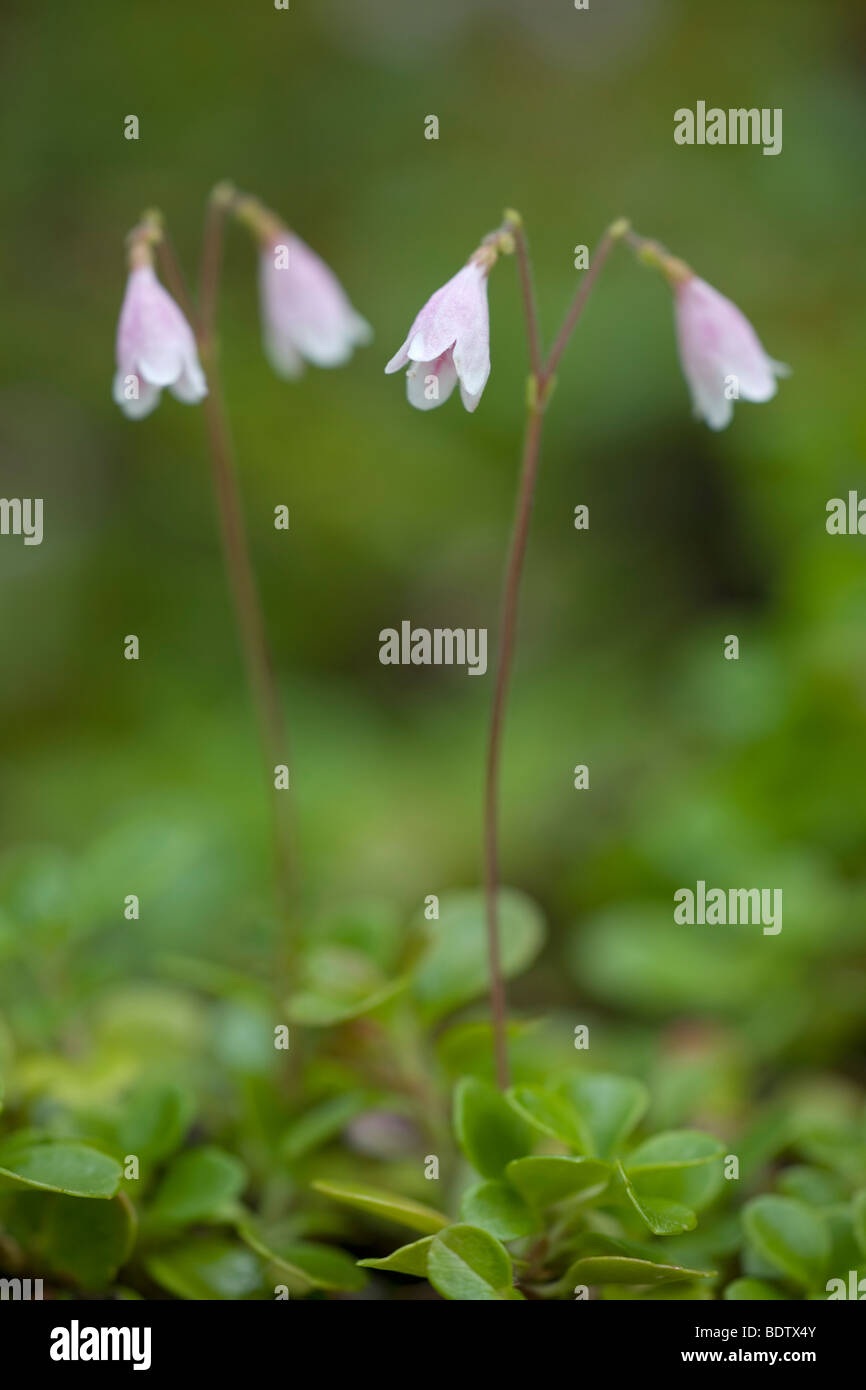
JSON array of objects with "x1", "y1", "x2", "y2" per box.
[
  {"x1": 484, "y1": 402, "x2": 545, "y2": 1090},
  {"x1": 155, "y1": 227, "x2": 296, "y2": 915},
  {"x1": 483, "y1": 217, "x2": 626, "y2": 1088}
]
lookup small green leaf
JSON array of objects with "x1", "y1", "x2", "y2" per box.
[
  {"x1": 558, "y1": 1074, "x2": 648, "y2": 1159},
  {"x1": 286, "y1": 978, "x2": 406, "y2": 1026},
  {"x1": 311, "y1": 1179, "x2": 449, "y2": 1235},
  {"x1": 280, "y1": 1092, "x2": 367, "y2": 1161},
  {"x1": 358, "y1": 1236, "x2": 433, "y2": 1276},
  {"x1": 625, "y1": 1130, "x2": 725, "y2": 1211},
  {"x1": 412, "y1": 890, "x2": 545, "y2": 1023},
  {"x1": 460, "y1": 1181, "x2": 536, "y2": 1241},
  {"x1": 743, "y1": 1196, "x2": 830, "y2": 1289},
  {"x1": 454, "y1": 1078, "x2": 532, "y2": 1179},
  {"x1": 49, "y1": 1191, "x2": 136, "y2": 1288},
  {"x1": 505, "y1": 1155, "x2": 611, "y2": 1208},
  {"x1": 147, "y1": 1147, "x2": 247, "y2": 1229},
  {"x1": 239, "y1": 1220, "x2": 366, "y2": 1291},
  {"x1": 616, "y1": 1159, "x2": 696, "y2": 1235},
  {"x1": 724, "y1": 1278, "x2": 786, "y2": 1300},
  {"x1": 625, "y1": 1189, "x2": 696, "y2": 1236},
  {"x1": 146, "y1": 1238, "x2": 264, "y2": 1300},
  {"x1": 505, "y1": 1086, "x2": 586, "y2": 1149},
  {"x1": 568, "y1": 1255, "x2": 712, "y2": 1287},
  {"x1": 1, "y1": 1190, "x2": 135, "y2": 1290},
  {"x1": 0, "y1": 1138, "x2": 121, "y2": 1199},
  {"x1": 427, "y1": 1224, "x2": 514, "y2": 1300},
  {"x1": 115, "y1": 1081, "x2": 194, "y2": 1166},
  {"x1": 777, "y1": 1166, "x2": 847, "y2": 1208}
]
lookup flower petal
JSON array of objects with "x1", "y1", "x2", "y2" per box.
[{"x1": 406, "y1": 351, "x2": 458, "y2": 410}]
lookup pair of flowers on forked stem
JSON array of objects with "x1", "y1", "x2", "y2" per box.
[{"x1": 114, "y1": 189, "x2": 788, "y2": 1085}]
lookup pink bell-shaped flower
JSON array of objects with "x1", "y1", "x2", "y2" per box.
[
  {"x1": 672, "y1": 272, "x2": 788, "y2": 430},
  {"x1": 386, "y1": 256, "x2": 492, "y2": 412},
  {"x1": 114, "y1": 262, "x2": 207, "y2": 420}
]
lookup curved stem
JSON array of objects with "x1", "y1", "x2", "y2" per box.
[
  {"x1": 484, "y1": 402, "x2": 545, "y2": 1090},
  {"x1": 543, "y1": 221, "x2": 625, "y2": 384},
  {"x1": 483, "y1": 218, "x2": 626, "y2": 1088},
  {"x1": 511, "y1": 222, "x2": 544, "y2": 382},
  {"x1": 156, "y1": 227, "x2": 296, "y2": 917}
]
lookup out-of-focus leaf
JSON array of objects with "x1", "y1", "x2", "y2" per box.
[
  {"x1": 505, "y1": 1155, "x2": 610, "y2": 1209},
  {"x1": 0, "y1": 1137, "x2": 121, "y2": 1198},
  {"x1": 311, "y1": 1179, "x2": 449, "y2": 1235},
  {"x1": 742, "y1": 1196, "x2": 829, "y2": 1290},
  {"x1": 567, "y1": 1255, "x2": 713, "y2": 1287},
  {"x1": 412, "y1": 890, "x2": 544, "y2": 1023},
  {"x1": 724, "y1": 1277, "x2": 786, "y2": 1300},
  {"x1": 453, "y1": 1077, "x2": 531, "y2": 1179},
  {"x1": 505, "y1": 1086, "x2": 586, "y2": 1149},
  {"x1": 115, "y1": 1081, "x2": 195, "y2": 1166},
  {"x1": 238, "y1": 1219, "x2": 366, "y2": 1291},
  {"x1": 777, "y1": 1165, "x2": 848, "y2": 1207},
  {"x1": 146, "y1": 1147, "x2": 247, "y2": 1229},
  {"x1": 1, "y1": 1190, "x2": 135, "y2": 1289},
  {"x1": 145, "y1": 1238, "x2": 264, "y2": 1300},
  {"x1": 460, "y1": 1180, "x2": 536, "y2": 1241},
  {"x1": 559, "y1": 1073, "x2": 648, "y2": 1159},
  {"x1": 625, "y1": 1130, "x2": 726, "y2": 1211},
  {"x1": 280, "y1": 1092, "x2": 368, "y2": 1161},
  {"x1": 285, "y1": 946, "x2": 407, "y2": 1026}
]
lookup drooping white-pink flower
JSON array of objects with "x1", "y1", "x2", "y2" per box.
[
  {"x1": 258, "y1": 231, "x2": 372, "y2": 378},
  {"x1": 672, "y1": 273, "x2": 788, "y2": 430},
  {"x1": 113, "y1": 263, "x2": 207, "y2": 419},
  {"x1": 385, "y1": 258, "x2": 491, "y2": 412}
]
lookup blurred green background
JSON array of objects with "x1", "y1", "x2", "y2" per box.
[{"x1": 1, "y1": 0, "x2": 865, "y2": 1092}]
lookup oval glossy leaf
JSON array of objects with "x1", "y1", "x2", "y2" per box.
[
  {"x1": 147, "y1": 1147, "x2": 247, "y2": 1229},
  {"x1": 412, "y1": 890, "x2": 545, "y2": 1023},
  {"x1": 506, "y1": 1086, "x2": 586, "y2": 1150},
  {"x1": 239, "y1": 1220, "x2": 366, "y2": 1291},
  {"x1": 625, "y1": 1189, "x2": 697, "y2": 1236},
  {"x1": 146, "y1": 1238, "x2": 264, "y2": 1300},
  {"x1": 311, "y1": 1180, "x2": 449, "y2": 1235},
  {"x1": 743, "y1": 1196, "x2": 830, "y2": 1290},
  {"x1": 454, "y1": 1078, "x2": 532, "y2": 1179},
  {"x1": 0, "y1": 1138, "x2": 121, "y2": 1199},
  {"x1": 724, "y1": 1277, "x2": 786, "y2": 1300},
  {"x1": 460, "y1": 1180, "x2": 537, "y2": 1241},
  {"x1": 358, "y1": 1236, "x2": 433, "y2": 1277},
  {"x1": 616, "y1": 1158, "x2": 697, "y2": 1236},
  {"x1": 506, "y1": 1155, "x2": 611, "y2": 1208},
  {"x1": 625, "y1": 1130, "x2": 725, "y2": 1211},
  {"x1": 427, "y1": 1224, "x2": 514, "y2": 1301},
  {"x1": 558, "y1": 1074, "x2": 648, "y2": 1159}
]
